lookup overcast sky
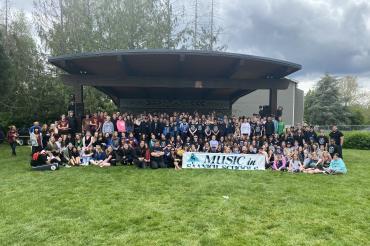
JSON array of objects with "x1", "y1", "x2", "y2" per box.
[{"x1": 4, "y1": 0, "x2": 370, "y2": 92}]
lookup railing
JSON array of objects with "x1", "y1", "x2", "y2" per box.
[{"x1": 316, "y1": 125, "x2": 370, "y2": 131}]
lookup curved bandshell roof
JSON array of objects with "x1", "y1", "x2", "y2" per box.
[{"x1": 49, "y1": 49, "x2": 301, "y2": 79}]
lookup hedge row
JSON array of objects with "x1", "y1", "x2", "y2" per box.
[{"x1": 343, "y1": 131, "x2": 370, "y2": 150}]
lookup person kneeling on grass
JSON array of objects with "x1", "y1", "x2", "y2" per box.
[
  {"x1": 134, "y1": 141, "x2": 151, "y2": 168},
  {"x1": 150, "y1": 141, "x2": 166, "y2": 169},
  {"x1": 164, "y1": 145, "x2": 182, "y2": 170},
  {"x1": 323, "y1": 153, "x2": 347, "y2": 175},
  {"x1": 116, "y1": 142, "x2": 137, "y2": 165}
]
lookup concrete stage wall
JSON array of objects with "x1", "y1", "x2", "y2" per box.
[{"x1": 232, "y1": 81, "x2": 304, "y2": 125}]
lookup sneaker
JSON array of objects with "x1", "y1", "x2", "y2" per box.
[{"x1": 65, "y1": 165, "x2": 71, "y2": 168}]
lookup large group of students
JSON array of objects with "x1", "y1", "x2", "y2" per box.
[{"x1": 7, "y1": 109, "x2": 347, "y2": 174}]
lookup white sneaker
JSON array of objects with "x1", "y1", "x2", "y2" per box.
[{"x1": 65, "y1": 165, "x2": 71, "y2": 168}]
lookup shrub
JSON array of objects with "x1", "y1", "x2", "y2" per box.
[{"x1": 343, "y1": 131, "x2": 370, "y2": 150}]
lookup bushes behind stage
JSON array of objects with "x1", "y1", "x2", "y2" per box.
[{"x1": 343, "y1": 131, "x2": 370, "y2": 150}]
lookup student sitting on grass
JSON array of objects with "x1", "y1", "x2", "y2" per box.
[
  {"x1": 90, "y1": 145, "x2": 106, "y2": 166},
  {"x1": 324, "y1": 153, "x2": 347, "y2": 174},
  {"x1": 70, "y1": 146, "x2": 81, "y2": 166},
  {"x1": 272, "y1": 154, "x2": 287, "y2": 171},
  {"x1": 316, "y1": 151, "x2": 332, "y2": 170},
  {"x1": 98, "y1": 146, "x2": 115, "y2": 167},
  {"x1": 303, "y1": 152, "x2": 320, "y2": 169},
  {"x1": 81, "y1": 146, "x2": 94, "y2": 166},
  {"x1": 62, "y1": 143, "x2": 74, "y2": 167},
  {"x1": 303, "y1": 152, "x2": 323, "y2": 174},
  {"x1": 288, "y1": 153, "x2": 303, "y2": 173}
]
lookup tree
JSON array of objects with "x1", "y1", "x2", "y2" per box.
[
  {"x1": 191, "y1": 0, "x2": 226, "y2": 51},
  {"x1": 304, "y1": 74, "x2": 351, "y2": 125},
  {"x1": 33, "y1": 0, "x2": 202, "y2": 113},
  {"x1": 0, "y1": 30, "x2": 10, "y2": 100},
  {"x1": 339, "y1": 76, "x2": 364, "y2": 107},
  {"x1": 0, "y1": 11, "x2": 71, "y2": 127},
  {"x1": 347, "y1": 108, "x2": 365, "y2": 125}
]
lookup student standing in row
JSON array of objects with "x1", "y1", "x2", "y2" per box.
[
  {"x1": 329, "y1": 125, "x2": 344, "y2": 158},
  {"x1": 7, "y1": 126, "x2": 18, "y2": 156}
]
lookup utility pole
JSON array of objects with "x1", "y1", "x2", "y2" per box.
[
  {"x1": 59, "y1": 0, "x2": 65, "y2": 53},
  {"x1": 194, "y1": 0, "x2": 198, "y2": 49},
  {"x1": 166, "y1": 0, "x2": 171, "y2": 49},
  {"x1": 210, "y1": 0, "x2": 214, "y2": 51},
  {"x1": 5, "y1": 0, "x2": 8, "y2": 39}
]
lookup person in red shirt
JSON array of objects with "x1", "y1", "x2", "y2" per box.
[
  {"x1": 57, "y1": 114, "x2": 69, "y2": 136},
  {"x1": 89, "y1": 113, "x2": 99, "y2": 133},
  {"x1": 97, "y1": 112, "x2": 105, "y2": 132},
  {"x1": 7, "y1": 125, "x2": 18, "y2": 156}
]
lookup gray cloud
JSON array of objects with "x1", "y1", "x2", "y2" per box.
[
  {"x1": 219, "y1": 0, "x2": 370, "y2": 82},
  {"x1": 5, "y1": 0, "x2": 370, "y2": 89}
]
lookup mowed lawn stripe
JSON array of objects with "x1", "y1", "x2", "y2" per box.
[{"x1": 0, "y1": 146, "x2": 369, "y2": 245}]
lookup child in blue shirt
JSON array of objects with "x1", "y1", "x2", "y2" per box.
[{"x1": 324, "y1": 153, "x2": 347, "y2": 174}]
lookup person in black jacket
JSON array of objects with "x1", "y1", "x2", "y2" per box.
[
  {"x1": 139, "y1": 117, "x2": 151, "y2": 139},
  {"x1": 116, "y1": 142, "x2": 137, "y2": 165},
  {"x1": 67, "y1": 111, "x2": 77, "y2": 138},
  {"x1": 264, "y1": 117, "x2": 275, "y2": 137},
  {"x1": 150, "y1": 141, "x2": 165, "y2": 169},
  {"x1": 135, "y1": 141, "x2": 150, "y2": 168},
  {"x1": 150, "y1": 115, "x2": 163, "y2": 138},
  {"x1": 329, "y1": 125, "x2": 344, "y2": 158}
]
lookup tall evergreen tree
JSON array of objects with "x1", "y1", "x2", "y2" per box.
[{"x1": 304, "y1": 74, "x2": 350, "y2": 125}]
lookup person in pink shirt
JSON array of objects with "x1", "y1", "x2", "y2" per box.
[
  {"x1": 272, "y1": 154, "x2": 287, "y2": 171},
  {"x1": 116, "y1": 115, "x2": 126, "y2": 137}
]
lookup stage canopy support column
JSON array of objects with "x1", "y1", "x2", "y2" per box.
[
  {"x1": 73, "y1": 84, "x2": 84, "y2": 132},
  {"x1": 269, "y1": 88, "x2": 277, "y2": 117}
]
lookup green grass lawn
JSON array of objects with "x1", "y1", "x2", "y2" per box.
[{"x1": 0, "y1": 146, "x2": 369, "y2": 246}]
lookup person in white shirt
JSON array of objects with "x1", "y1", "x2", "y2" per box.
[
  {"x1": 209, "y1": 135, "x2": 219, "y2": 152},
  {"x1": 240, "y1": 118, "x2": 251, "y2": 136}
]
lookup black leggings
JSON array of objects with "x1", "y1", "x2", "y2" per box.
[
  {"x1": 10, "y1": 142, "x2": 16, "y2": 155},
  {"x1": 150, "y1": 160, "x2": 166, "y2": 169},
  {"x1": 136, "y1": 159, "x2": 147, "y2": 168}
]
